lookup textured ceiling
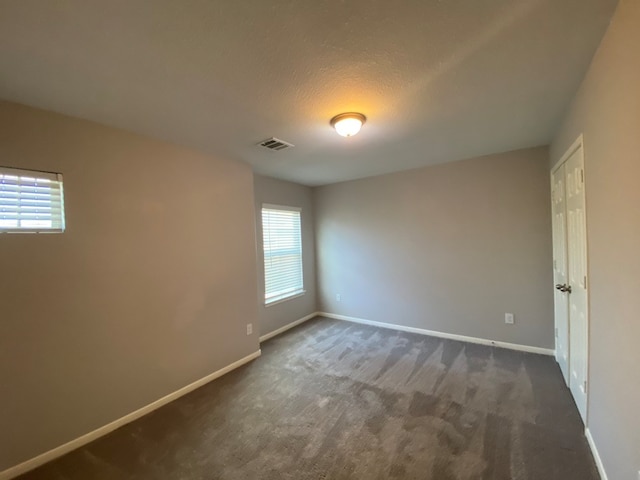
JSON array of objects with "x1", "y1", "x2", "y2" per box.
[{"x1": 0, "y1": 0, "x2": 618, "y2": 185}]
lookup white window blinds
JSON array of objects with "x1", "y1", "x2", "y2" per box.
[
  {"x1": 262, "y1": 205, "x2": 304, "y2": 304},
  {"x1": 0, "y1": 167, "x2": 65, "y2": 233}
]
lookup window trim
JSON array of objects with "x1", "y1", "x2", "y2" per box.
[
  {"x1": 262, "y1": 203, "x2": 305, "y2": 306},
  {"x1": 265, "y1": 290, "x2": 306, "y2": 308}
]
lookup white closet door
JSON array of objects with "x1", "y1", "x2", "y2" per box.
[
  {"x1": 551, "y1": 165, "x2": 569, "y2": 385},
  {"x1": 565, "y1": 144, "x2": 589, "y2": 423}
]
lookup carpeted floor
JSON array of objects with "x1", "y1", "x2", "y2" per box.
[{"x1": 18, "y1": 317, "x2": 599, "y2": 479}]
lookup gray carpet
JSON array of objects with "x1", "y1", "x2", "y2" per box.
[{"x1": 18, "y1": 317, "x2": 599, "y2": 479}]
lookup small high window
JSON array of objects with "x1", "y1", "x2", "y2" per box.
[
  {"x1": 0, "y1": 167, "x2": 65, "y2": 233},
  {"x1": 262, "y1": 205, "x2": 304, "y2": 305}
]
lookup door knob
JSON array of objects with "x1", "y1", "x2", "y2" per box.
[{"x1": 555, "y1": 284, "x2": 572, "y2": 293}]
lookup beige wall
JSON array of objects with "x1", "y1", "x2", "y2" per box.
[
  {"x1": 550, "y1": 0, "x2": 640, "y2": 478},
  {"x1": 314, "y1": 147, "x2": 553, "y2": 349},
  {"x1": 253, "y1": 175, "x2": 317, "y2": 337},
  {"x1": 0, "y1": 102, "x2": 259, "y2": 471}
]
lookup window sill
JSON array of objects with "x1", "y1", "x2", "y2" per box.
[
  {"x1": 0, "y1": 229, "x2": 64, "y2": 234},
  {"x1": 265, "y1": 290, "x2": 306, "y2": 307}
]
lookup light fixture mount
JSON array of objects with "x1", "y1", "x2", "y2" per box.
[{"x1": 330, "y1": 112, "x2": 366, "y2": 137}]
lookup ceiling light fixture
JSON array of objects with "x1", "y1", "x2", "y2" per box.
[{"x1": 330, "y1": 112, "x2": 366, "y2": 137}]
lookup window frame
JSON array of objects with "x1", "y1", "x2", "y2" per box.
[
  {"x1": 0, "y1": 166, "x2": 66, "y2": 234},
  {"x1": 261, "y1": 203, "x2": 305, "y2": 306}
]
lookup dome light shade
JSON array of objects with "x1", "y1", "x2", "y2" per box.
[{"x1": 330, "y1": 112, "x2": 366, "y2": 137}]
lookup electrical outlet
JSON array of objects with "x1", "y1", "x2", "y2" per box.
[
  {"x1": 336, "y1": 293, "x2": 341, "y2": 302},
  {"x1": 246, "y1": 323, "x2": 253, "y2": 335},
  {"x1": 505, "y1": 313, "x2": 515, "y2": 325}
]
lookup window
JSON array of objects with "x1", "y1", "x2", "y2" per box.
[
  {"x1": 262, "y1": 204, "x2": 304, "y2": 304},
  {"x1": 0, "y1": 167, "x2": 65, "y2": 233}
]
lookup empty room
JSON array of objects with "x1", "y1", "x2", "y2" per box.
[{"x1": 1, "y1": 1, "x2": 638, "y2": 479}]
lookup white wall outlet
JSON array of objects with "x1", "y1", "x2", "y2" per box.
[
  {"x1": 246, "y1": 323, "x2": 253, "y2": 335},
  {"x1": 505, "y1": 313, "x2": 515, "y2": 325},
  {"x1": 336, "y1": 293, "x2": 341, "y2": 302}
]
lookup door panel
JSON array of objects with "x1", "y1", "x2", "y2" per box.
[
  {"x1": 565, "y1": 145, "x2": 589, "y2": 423},
  {"x1": 551, "y1": 166, "x2": 569, "y2": 385}
]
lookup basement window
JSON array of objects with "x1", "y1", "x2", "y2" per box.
[
  {"x1": 262, "y1": 204, "x2": 304, "y2": 305},
  {"x1": 0, "y1": 167, "x2": 65, "y2": 233}
]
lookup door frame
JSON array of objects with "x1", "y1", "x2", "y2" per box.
[
  {"x1": 551, "y1": 134, "x2": 591, "y2": 425},
  {"x1": 552, "y1": 134, "x2": 584, "y2": 172}
]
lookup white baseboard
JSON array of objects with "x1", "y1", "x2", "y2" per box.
[
  {"x1": 259, "y1": 312, "x2": 319, "y2": 343},
  {"x1": 585, "y1": 428, "x2": 609, "y2": 480},
  {"x1": 319, "y1": 312, "x2": 555, "y2": 356},
  {"x1": 0, "y1": 350, "x2": 262, "y2": 480}
]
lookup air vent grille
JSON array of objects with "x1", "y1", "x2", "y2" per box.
[{"x1": 258, "y1": 137, "x2": 294, "y2": 151}]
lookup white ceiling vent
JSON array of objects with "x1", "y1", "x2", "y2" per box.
[{"x1": 258, "y1": 137, "x2": 294, "y2": 151}]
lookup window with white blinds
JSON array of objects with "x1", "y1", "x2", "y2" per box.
[
  {"x1": 262, "y1": 205, "x2": 304, "y2": 305},
  {"x1": 0, "y1": 167, "x2": 65, "y2": 233}
]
